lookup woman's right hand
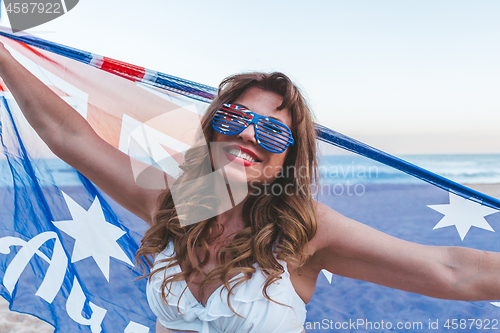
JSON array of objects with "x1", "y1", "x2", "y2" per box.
[
  {"x1": 0, "y1": 39, "x2": 167, "y2": 225},
  {"x1": 0, "y1": 40, "x2": 9, "y2": 54},
  {"x1": 0, "y1": 40, "x2": 7, "y2": 54},
  {"x1": 0, "y1": 41, "x2": 15, "y2": 69}
]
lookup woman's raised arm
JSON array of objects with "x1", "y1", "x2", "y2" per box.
[
  {"x1": 0, "y1": 43, "x2": 166, "y2": 226},
  {"x1": 309, "y1": 201, "x2": 500, "y2": 301}
]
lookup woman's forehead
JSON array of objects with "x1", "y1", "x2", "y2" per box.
[{"x1": 232, "y1": 87, "x2": 292, "y2": 126}]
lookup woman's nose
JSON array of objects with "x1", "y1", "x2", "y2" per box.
[{"x1": 237, "y1": 124, "x2": 258, "y2": 145}]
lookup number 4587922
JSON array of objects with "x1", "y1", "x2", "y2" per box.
[
  {"x1": 5, "y1": 2, "x2": 62, "y2": 14},
  {"x1": 443, "y1": 318, "x2": 499, "y2": 330}
]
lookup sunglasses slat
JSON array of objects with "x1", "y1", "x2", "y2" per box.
[
  {"x1": 256, "y1": 134, "x2": 287, "y2": 149},
  {"x1": 214, "y1": 113, "x2": 247, "y2": 123},
  {"x1": 258, "y1": 120, "x2": 289, "y2": 133},
  {"x1": 258, "y1": 129, "x2": 290, "y2": 145},
  {"x1": 256, "y1": 129, "x2": 289, "y2": 145},
  {"x1": 260, "y1": 142, "x2": 285, "y2": 153},
  {"x1": 214, "y1": 116, "x2": 245, "y2": 127},
  {"x1": 213, "y1": 120, "x2": 244, "y2": 134},
  {"x1": 258, "y1": 122, "x2": 292, "y2": 143},
  {"x1": 219, "y1": 108, "x2": 253, "y2": 120},
  {"x1": 216, "y1": 114, "x2": 248, "y2": 125}
]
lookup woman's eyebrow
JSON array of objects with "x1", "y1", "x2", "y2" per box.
[{"x1": 232, "y1": 102, "x2": 250, "y2": 110}]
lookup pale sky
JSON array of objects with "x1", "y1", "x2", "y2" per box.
[{"x1": 1, "y1": 0, "x2": 499, "y2": 154}]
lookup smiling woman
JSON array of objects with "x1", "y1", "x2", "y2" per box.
[{"x1": 138, "y1": 72, "x2": 318, "y2": 332}]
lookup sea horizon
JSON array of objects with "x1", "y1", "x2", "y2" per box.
[
  {"x1": 319, "y1": 153, "x2": 500, "y2": 185},
  {"x1": 1, "y1": 153, "x2": 499, "y2": 187}
]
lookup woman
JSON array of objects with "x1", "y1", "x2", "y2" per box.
[{"x1": 0, "y1": 43, "x2": 499, "y2": 333}]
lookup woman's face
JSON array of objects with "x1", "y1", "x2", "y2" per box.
[{"x1": 211, "y1": 87, "x2": 292, "y2": 186}]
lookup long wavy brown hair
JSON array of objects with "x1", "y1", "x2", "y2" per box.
[{"x1": 136, "y1": 72, "x2": 318, "y2": 313}]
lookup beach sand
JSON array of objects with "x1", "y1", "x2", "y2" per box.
[
  {"x1": 0, "y1": 298, "x2": 54, "y2": 333},
  {"x1": 0, "y1": 183, "x2": 499, "y2": 332},
  {"x1": 463, "y1": 183, "x2": 500, "y2": 200}
]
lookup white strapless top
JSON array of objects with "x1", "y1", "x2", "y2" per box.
[{"x1": 146, "y1": 241, "x2": 306, "y2": 333}]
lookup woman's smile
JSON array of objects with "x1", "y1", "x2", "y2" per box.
[{"x1": 223, "y1": 144, "x2": 262, "y2": 166}]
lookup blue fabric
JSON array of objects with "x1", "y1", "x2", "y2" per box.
[
  {"x1": 0, "y1": 96, "x2": 155, "y2": 331},
  {"x1": 308, "y1": 176, "x2": 500, "y2": 332}
]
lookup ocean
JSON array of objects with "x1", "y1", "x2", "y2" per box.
[{"x1": 318, "y1": 154, "x2": 500, "y2": 185}]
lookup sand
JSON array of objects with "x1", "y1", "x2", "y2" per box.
[
  {"x1": 0, "y1": 298, "x2": 54, "y2": 333},
  {"x1": 463, "y1": 183, "x2": 500, "y2": 200},
  {"x1": 1, "y1": 183, "x2": 499, "y2": 331}
]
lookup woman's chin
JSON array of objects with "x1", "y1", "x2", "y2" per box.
[{"x1": 217, "y1": 167, "x2": 250, "y2": 185}]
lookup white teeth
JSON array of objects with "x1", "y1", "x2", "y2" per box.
[{"x1": 226, "y1": 148, "x2": 257, "y2": 162}]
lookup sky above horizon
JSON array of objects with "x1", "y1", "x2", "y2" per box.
[{"x1": 0, "y1": 0, "x2": 499, "y2": 154}]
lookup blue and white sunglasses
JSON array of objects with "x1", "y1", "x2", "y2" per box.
[{"x1": 212, "y1": 103, "x2": 295, "y2": 154}]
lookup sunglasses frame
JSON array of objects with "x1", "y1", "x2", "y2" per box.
[{"x1": 212, "y1": 103, "x2": 295, "y2": 154}]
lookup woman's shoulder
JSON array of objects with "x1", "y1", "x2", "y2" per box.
[
  {"x1": 284, "y1": 202, "x2": 343, "y2": 303},
  {"x1": 287, "y1": 202, "x2": 344, "y2": 274},
  {"x1": 307, "y1": 201, "x2": 345, "y2": 253},
  {"x1": 305, "y1": 200, "x2": 371, "y2": 270}
]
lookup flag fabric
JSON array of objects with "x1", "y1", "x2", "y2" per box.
[
  {"x1": 0, "y1": 29, "x2": 209, "y2": 332},
  {"x1": 0, "y1": 28, "x2": 500, "y2": 333}
]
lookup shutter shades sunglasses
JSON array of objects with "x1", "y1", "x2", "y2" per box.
[{"x1": 212, "y1": 103, "x2": 295, "y2": 154}]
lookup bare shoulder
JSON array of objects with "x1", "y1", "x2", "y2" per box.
[
  {"x1": 307, "y1": 201, "x2": 349, "y2": 255},
  {"x1": 286, "y1": 202, "x2": 348, "y2": 303},
  {"x1": 307, "y1": 201, "x2": 390, "y2": 269},
  {"x1": 291, "y1": 202, "x2": 346, "y2": 275}
]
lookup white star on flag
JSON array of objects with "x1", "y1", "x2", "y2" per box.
[
  {"x1": 53, "y1": 192, "x2": 133, "y2": 281},
  {"x1": 428, "y1": 192, "x2": 499, "y2": 241},
  {"x1": 322, "y1": 269, "x2": 333, "y2": 284}
]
